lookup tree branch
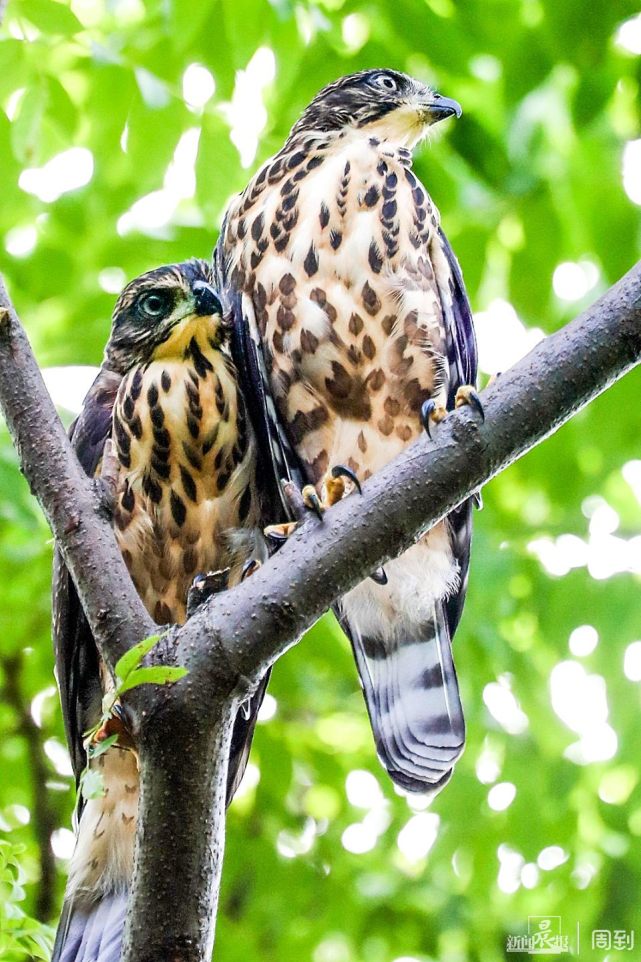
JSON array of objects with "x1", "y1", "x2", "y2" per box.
[
  {"x1": 0, "y1": 281, "x2": 155, "y2": 676},
  {"x1": 0, "y1": 260, "x2": 639, "y2": 960},
  {"x1": 175, "y1": 258, "x2": 641, "y2": 686}
]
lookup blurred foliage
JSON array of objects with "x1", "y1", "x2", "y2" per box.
[{"x1": 0, "y1": 0, "x2": 641, "y2": 960}]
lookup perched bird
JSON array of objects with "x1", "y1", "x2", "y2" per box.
[
  {"x1": 51, "y1": 260, "x2": 266, "y2": 962},
  {"x1": 216, "y1": 69, "x2": 480, "y2": 796}
]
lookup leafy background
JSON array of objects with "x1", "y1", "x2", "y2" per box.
[{"x1": 0, "y1": 0, "x2": 640, "y2": 959}]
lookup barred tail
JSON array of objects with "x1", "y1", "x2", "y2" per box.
[{"x1": 338, "y1": 600, "x2": 465, "y2": 794}]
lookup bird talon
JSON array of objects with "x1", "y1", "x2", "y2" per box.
[
  {"x1": 420, "y1": 399, "x2": 447, "y2": 438},
  {"x1": 241, "y1": 558, "x2": 262, "y2": 581},
  {"x1": 370, "y1": 567, "x2": 388, "y2": 585},
  {"x1": 302, "y1": 484, "x2": 324, "y2": 519},
  {"x1": 264, "y1": 521, "x2": 299, "y2": 544},
  {"x1": 455, "y1": 385, "x2": 484, "y2": 422},
  {"x1": 186, "y1": 569, "x2": 230, "y2": 617},
  {"x1": 330, "y1": 464, "x2": 363, "y2": 496}
]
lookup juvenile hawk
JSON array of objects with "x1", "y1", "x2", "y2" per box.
[
  {"x1": 217, "y1": 70, "x2": 480, "y2": 796},
  {"x1": 52, "y1": 261, "x2": 266, "y2": 962}
]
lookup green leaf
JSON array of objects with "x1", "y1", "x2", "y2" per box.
[
  {"x1": 114, "y1": 633, "x2": 163, "y2": 684},
  {"x1": 117, "y1": 665, "x2": 188, "y2": 694},
  {"x1": 10, "y1": 85, "x2": 46, "y2": 166},
  {"x1": 16, "y1": 0, "x2": 83, "y2": 36},
  {"x1": 87, "y1": 733, "x2": 119, "y2": 759},
  {"x1": 79, "y1": 768, "x2": 105, "y2": 802}
]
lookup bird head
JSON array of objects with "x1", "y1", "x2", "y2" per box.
[
  {"x1": 290, "y1": 69, "x2": 461, "y2": 148},
  {"x1": 105, "y1": 260, "x2": 226, "y2": 372}
]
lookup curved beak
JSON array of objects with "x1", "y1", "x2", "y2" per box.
[
  {"x1": 421, "y1": 93, "x2": 462, "y2": 125},
  {"x1": 193, "y1": 281, "x2": 222, "y2": 317}
]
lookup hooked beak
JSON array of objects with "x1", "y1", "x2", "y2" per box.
[
  {"x1": 419, "y1": 93, "x2": 462, "y2": 125},
  {"x1": 192, "y1": 281, "x2": 222, "y2": 317}
]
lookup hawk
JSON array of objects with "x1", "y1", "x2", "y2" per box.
[
  {"x1": 216, "y1": 69, "x2": 481, "y2": 796},
  {"x1": 51, "y1": 261, "x2": 266, "y2": 962}
]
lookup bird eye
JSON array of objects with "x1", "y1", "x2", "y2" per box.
[
  {"x1": 138, "y1": 292, "x2": 169, "y2": 318},
  {"x1": 373, "y1": 74, "x2": 398, "y2": 92}
]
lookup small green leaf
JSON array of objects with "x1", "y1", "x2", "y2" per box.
[
  {"x1": 79, "y1": 768, "x2": 105, "y2": 801},
  {"x1": 114, "y1": 633, "x2": 162, "y2": 683},
  {"x1": 87, "y1": 733, "x2": 119, "y2": 759},
  {"x1": 16, "y1": 0, "x2": 83, "y2": 36},
  {"x1": 117, "y1": 665, "x2": 188, "y2": 694}
]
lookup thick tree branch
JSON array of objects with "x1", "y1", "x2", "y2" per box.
[
  {"x1": 0, "y1": 280, "x2": 155, "y2": 675},
  {"x1": 0, "y1": 261, "x2": 639, "y2": 960},
  {"x1": 175, "y1": 258, "x2": 641, "y2": 685}
]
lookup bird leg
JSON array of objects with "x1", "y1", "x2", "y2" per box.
[
  {"x1": 264, "y1": 465, "x2": 362, "y2": 545},
  {"x1": 421, "y1": 386, "x2": 484, "y2": 439}
]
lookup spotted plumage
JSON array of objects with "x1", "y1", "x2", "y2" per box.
[
  {"x1": 217, "y1": 69, "x2": 478, "y2": 795},
  {"x1": 51, "y1": 261, "x2": 267, "y2": 962}
]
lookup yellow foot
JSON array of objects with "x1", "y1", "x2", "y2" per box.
[
  {"x1": 264, "y1": 521, "x2": 299, "y2": 543},
  {"x1": 455, "y1": 385, "x2": 485, "y2": 420}
]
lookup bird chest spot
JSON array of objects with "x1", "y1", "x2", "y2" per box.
[
  {"x1": 404, "y1": 310, "x2": 419, "y2": 337},
  {"x1": 170, "y1": 490, "x2": 187, "y2": 527},
  {"x1": 377, "y1": 415, "x2": 394, "y2": 436},
  {"x1": 153, "y1": 600, "x2": 173, "y2": 625},
  {"x1": 300, "y1": 329, "x2": 319, "y2": 354},
  {"x1": 325, "y1": 362, "x2": 371, "y2": 419},
  {"x1": 180, "y1": 465, "x2": 197, "y2": 502},
  {"x1": 368, "y1": 241, "x2": 383, "y2": 274},
  {"x1": 362, "y1": 334, "x2": 376, "y2": 360},
  {"x1": 361, "y1": 281, "x2": 381, "y2": 316},
  {"x1": 384, "y1": 396, "x2": 401, "y2": 417},
  {"x1": 161, "y1": 370, "x2": 171, "y2": 392},
  {"x1": 304, "y1": 244, "x2": 319, "y2": 277},
  {"x1": 279, "y1": 273, "x2": 296, "y2": 296},
  {"x1": 277, "y1": 305, "x2": 296, "y2": 331},
  {"x1": 349, "y1": 312, "x2": 364, "y2": 335},
  {"x1": 182, "y1": 547, "x2": 198, "y2": 575},
  {"x1": 363, "y1": 185, "x2": 379, "y2": 207},
  {"x1": 365, "y1": 368, "x2": 385, "y2": 392}
]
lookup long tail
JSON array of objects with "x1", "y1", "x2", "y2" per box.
[
  {"x1": 52, "y1": 892, "x2": 127, "y2": 962},
  {"x1": 337, "y1": 599, "x2": 465, "y2": 795}
]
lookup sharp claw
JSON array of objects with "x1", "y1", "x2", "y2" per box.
[
  {"x1": 455, "y1": 386, "x2": 485, "y2": 422},
  {"x1": 302, "y1": 485, "x2": 324, "y2": 520},
  {"x1": 331, "y1": 464, "x2": 363, "y2": 495},
  {"x1": 241, "y1": 558, "x2": 261, "y2": 581},
  {"x1": 370, "y1": 567, "x2": 388, "y2": 585},
  {"x1": 420, "y1": 399, "x2": 436, "y2": 438},
  {"x1": 466, "y1": 389, "x2": 485, "y2": 422},
  {"x1": 472, "y1": 490, "x2": 483, "y2": 510}
]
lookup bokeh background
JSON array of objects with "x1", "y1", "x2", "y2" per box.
[{"x1": 1, "y1": 0, "x2": 641, "y2": 959}]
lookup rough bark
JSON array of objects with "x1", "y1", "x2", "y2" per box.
[
  {"x1": 0, "y1": 260, "x2": 640, "y2": 959},
  {"x1": 0, "y1": 284, "x2": 155, "y2": 676}
]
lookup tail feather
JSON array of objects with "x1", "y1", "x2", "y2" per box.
[
  {"x1": 338, "y1": 600, "x2": 465, "y2": 794},
  {"x1": 52, "y1": 892, "x2": 127, "y2": 962}
]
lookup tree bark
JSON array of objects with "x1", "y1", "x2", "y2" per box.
[{"x1": 0, "y1": 260, "x2": 640, "y2": 959}]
